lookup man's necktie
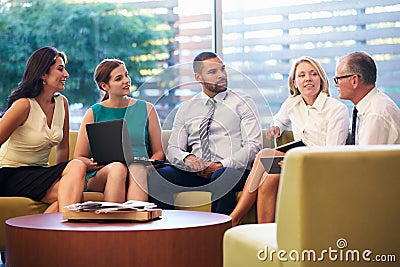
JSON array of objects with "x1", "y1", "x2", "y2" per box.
[
  {"x1": 350, "y1": 106, "x2": 358, "y2": 145},
  {"x1": 199, "y1": 98, "x2": 216, "y2": 161}
]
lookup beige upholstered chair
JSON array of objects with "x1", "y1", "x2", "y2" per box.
[{"x1": 223, "y1": 145, "x2": 400, "y2": 267}]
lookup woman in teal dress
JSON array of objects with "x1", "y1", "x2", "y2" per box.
[{"x1": 74, "y1": 59, "x2": 164, "y2": 202}]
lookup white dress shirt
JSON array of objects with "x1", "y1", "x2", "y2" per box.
[
  {"x1": 167, "y1": 89, "x2": 263, "y2": 169},
  {"x1": 273, "y1": 92, "x2": 350, "y2": 146},
  {"x1": 355, "y1": 87, "x2": 400, "y2": 144}
]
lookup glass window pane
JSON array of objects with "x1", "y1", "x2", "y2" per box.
[{"x1": 221, "y1": 0, "x2": 400, "y2": 128}]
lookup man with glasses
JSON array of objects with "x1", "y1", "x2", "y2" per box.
[{"x1": 334, "y1": 51, "x2": 400, "y2": 144}]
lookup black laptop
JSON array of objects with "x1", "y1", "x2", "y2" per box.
[{"x1": 85, "y1": 119, "x2": 167, "y2": 166}]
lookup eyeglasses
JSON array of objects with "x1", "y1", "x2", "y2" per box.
[{"x1": 333, "y1": 74, "x2": 358, "y2": 84}]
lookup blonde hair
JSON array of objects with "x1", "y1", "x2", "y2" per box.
[{"x1": 288, "y1": 56, "x2": 330, "y2": 97}]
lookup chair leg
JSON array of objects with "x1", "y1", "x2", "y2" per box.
[{"x1": 1, "y1": 251, "x2": 5, "y2": 264}]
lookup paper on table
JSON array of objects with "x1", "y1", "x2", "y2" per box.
[{"x1": 64, "y1": 200, "x2": 157, "y2": 212}]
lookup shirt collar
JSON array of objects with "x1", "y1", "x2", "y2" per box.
[
  {"x1": 310, "y1": 92, "x2": 328, "y2": 112},
  {"x1": 293, "y1": 92, "x2": 327, "y2": 111},
  {"x1": 199, "y1": 89, "x2": 228, "y2": 104},
  {"x1": 356, "y1": 87, "x2": 378, "y2": 115}
]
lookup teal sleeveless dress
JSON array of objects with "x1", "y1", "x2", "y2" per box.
[{"x1": 85, "y1": 99, "x2": 150, "y2": 184}]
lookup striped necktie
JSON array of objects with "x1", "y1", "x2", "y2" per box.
[
  {"x1": 199, "y1": 98, "x2": 216, "y2": 161},
  {"x1": 350, "y1": 106, "x2": 358, "y2": 145}
]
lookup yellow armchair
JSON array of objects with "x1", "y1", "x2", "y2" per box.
[{"x1": 223, "y1": 145, "x2": 400, "y2": 267}]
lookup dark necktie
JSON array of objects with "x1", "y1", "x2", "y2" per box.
[
  {"x1": 199, "y1": 98, "x2": 216, "y2": 161},
  {"x1": 350, "y1": 106, "x2": 358, "y2": 145}
]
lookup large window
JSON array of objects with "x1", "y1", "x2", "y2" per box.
[
  {"x1": 219, "y1": 0, "x2": 400, "y2": 125},
  {"x1": 1, "y1": 0, "x2": 399, "y2": 130}
]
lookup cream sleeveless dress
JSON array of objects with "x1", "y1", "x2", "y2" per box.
[{"x1": 0, "y1": 95, "x2": 70, "y2": 201}]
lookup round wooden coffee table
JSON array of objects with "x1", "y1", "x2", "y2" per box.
[{"x1": 6, "y1": 210, "x2": 231, "y2": 267}]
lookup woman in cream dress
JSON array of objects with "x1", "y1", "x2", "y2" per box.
[{"x1": 0, "y1": 46, "x2": 85, "y2": 213}]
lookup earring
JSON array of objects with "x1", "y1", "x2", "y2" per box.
[{"x1": 43, "y1": 80, "x2": 47, "y2": 85}]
